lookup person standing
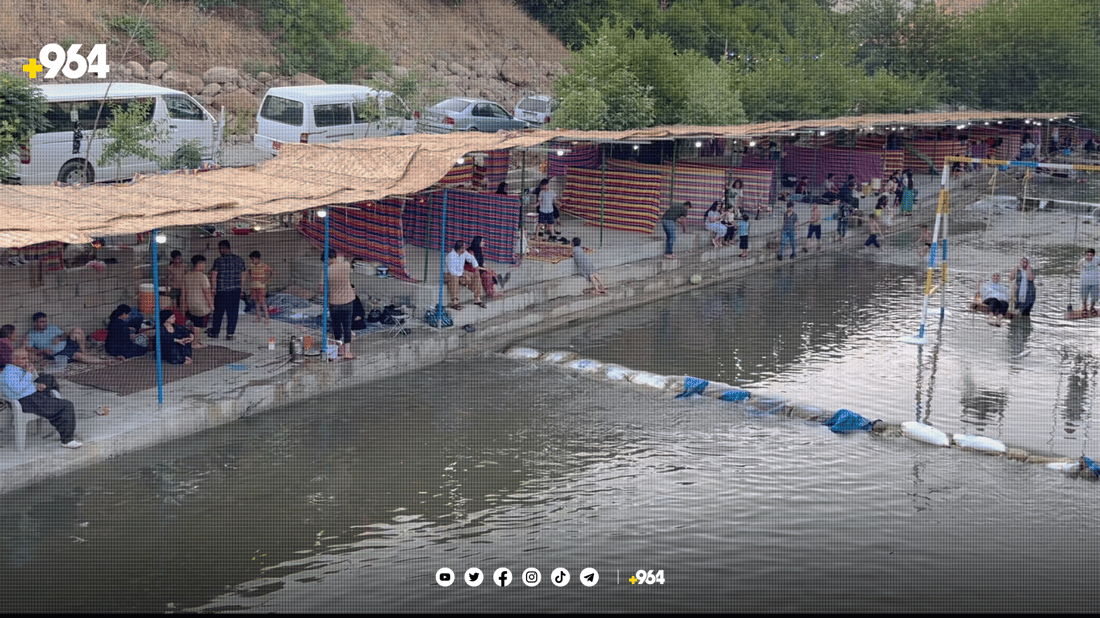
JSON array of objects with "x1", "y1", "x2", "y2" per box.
[
  {"x1": 1076, "y1": 248, "x2": 1100, "y2": 316},
  {"x1": 661, "y1": 201, "x2": 690, "y2": 259},
  {"x1": 323, "y1": 250, "x2": 357, "y2": 360},
  {"x1": 207, "y1": 240, "x2": 246, "y2": 341},
  {"x1": 777, "y1": 201, "x2": 798, "y2": 260},
  {"x1": 1011, "y1": 257, "x2": 1036, "y2": 317},
  {"x1": 805, "y1": 202, "x2": 822, "y2": 252},
  {"x1": 182, "y1": 254, "x2": 213, "y2": 347},
  {"x1": 864, "y1": 212, "x2": 883, "y2": 250},
  {"x1": 725, "y1": 178, "x2": 744, "y2": 217},
  {"x1": 534, "y1": 178, "x2": 560, "y2": 240},
  {"x1": 165, "y1": 250, "x2": 187, "y2": 309},
  {"x1": 738, "y1": 212, "x2": 751, "y2": 258},
  {"x1": 246, "y1": 251, "x2": 274, "y2": 324},
  {"x1": 835, "y1": 199, "x2": 849, "y2": 243}
]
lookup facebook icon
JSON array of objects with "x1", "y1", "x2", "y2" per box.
[{"x1": 493, "y1": 567, "x2": 513, "y2": 587}]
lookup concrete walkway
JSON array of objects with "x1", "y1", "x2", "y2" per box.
[{"x1": 0, "y1": 171, "x2": 949, "y2": 493}]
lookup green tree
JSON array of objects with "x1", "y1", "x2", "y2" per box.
[
  {"x1": 97, "y1": 99, "x2": 169, "y2": 178},
  {"x1": 550, "y1": 26, "x2": 656, "y2": 130},
  {"x1": 677, "y1": 54, "x2": 748, "y2": 125},
  {"x1": 263, "y1": 0, "x2": 389, "y2": 82},
  {"x1": 0, "y1": 75, "x2": 48, "y2": 180},
  {"x1": 932, "y1": 0, "x2": 1100, "y2": 124}
]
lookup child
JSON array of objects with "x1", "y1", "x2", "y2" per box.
[
  {"x1": 864, "y1": 213, "x2": 883, "y2": 249},
  {"x1": 246, "y1": 251, "x2": 274, "y2": 323},
  {"x1": 916, "y1": 225, "x2": 933, "y2": 259},
  {"x1": 572, "y1": 237, "x2": 606, "y2": 294},
  {"x1": 166, "y1": 250, "x2": 187, "y2": 309},
  {"x1": 738, "y1": 212, "x2": 751, "y2": 258}
]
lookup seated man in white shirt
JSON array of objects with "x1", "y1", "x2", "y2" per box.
[
  {"x1": 1, "y1": 347, "x2": 82, "y2": 449},
  {"x1": 445, "y1": 241, "x2": 486, "y2": 310}
]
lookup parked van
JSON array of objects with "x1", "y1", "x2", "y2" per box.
[
  {"x1": 4, "y1": 83, "x2": 221, "y2": 185},
  {"x1": 254, "y1": 85, "x2": 413, "y2": 155}
]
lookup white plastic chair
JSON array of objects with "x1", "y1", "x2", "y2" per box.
[{"x1": 3, "y1": 390, "x2": 58, "y2": 451}]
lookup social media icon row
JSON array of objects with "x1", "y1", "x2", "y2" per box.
[{"x1": 435, "y1": 567, "x2": 598, "y2": 587}]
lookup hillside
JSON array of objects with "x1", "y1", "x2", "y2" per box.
[{"x1": 0, "y1": 0, "x2": 572, "y2": 110}]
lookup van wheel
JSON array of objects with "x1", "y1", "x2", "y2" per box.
[
  {"x1": 58, "y1": 160, "x2": 93, "y2": 185},
  {"x1": 466, "y1": 126, "x2": 479, "y2": 131}
]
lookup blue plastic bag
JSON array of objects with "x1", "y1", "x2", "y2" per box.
[
  {"x1": 823, "y1": 409, "x2": 879, "y2": 433},
  {"x1": 675, "y1": 376, "x2": 709, "y2": 399},
  {"x1": 718, "y1": 389, "x2": 751, "y2": 402}
]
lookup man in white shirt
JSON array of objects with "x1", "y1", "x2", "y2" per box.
[
  {"x1": 1, "y1": 347, "x2": 82, "y2": 448},
  {"x1": 445, "y1": 241, "x2": 485, "y2": 310}
]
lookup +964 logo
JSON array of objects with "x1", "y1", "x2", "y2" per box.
[{"x1": 24, "y1": 44, "x2": 110, "y2": 80}]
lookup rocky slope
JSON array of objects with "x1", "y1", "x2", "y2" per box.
[{"x1": 0, "y1": 0, "x2": 572, "y2": 136}]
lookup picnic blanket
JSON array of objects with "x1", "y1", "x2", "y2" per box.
[
  {"x1": 525, "y1": 239, "x2": 585, "y2": 264},
  {"x1": 62, "y1": 345, "x2": 252, "y2": 396}
]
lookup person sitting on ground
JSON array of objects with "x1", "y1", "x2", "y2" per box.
[
  {"x1": 704, "y1": 201, "x2": 728, "y2": 248},
  {"x1": 821, "y1": 173, "x2": 839, "y2": 202},
  {"x1": 24, "y1": 312, "x2": 112, "y2": 367},
  {"x1": 0, "y1": 324, "x2": 16, "y2": 367},
  {"x1": 2, "y1": 347, "x2": 95, "y2": 449},
  {"x1": 159, "y1": 309, "x2": 194, "y2": 365},
  {"x1": 246, "y1": 251, "x2": 274, "y2": 324},
  {"x1": 572, "y1": 237, "x2": 607, "y2": 294},
  {"x1": 445, "y1": 241, "x2": 486, "y2": 310},
  {"x1": 980, "y1": 272, "x2": 1010, "y2": 326},
  {"x1": 496, "y1": 181, "x2": 509, "y2": 195},
  {"x1": 1011, "y1": 256, "x2": 1037, "y2": 317},
  {"x1": 104, "y1": 304, "x2": 148, "y2": 360}
]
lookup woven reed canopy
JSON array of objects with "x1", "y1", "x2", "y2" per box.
[{"x1": 0, "y1": 110, "x2": 1068, "y2": 248}]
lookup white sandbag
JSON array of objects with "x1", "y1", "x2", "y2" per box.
[
  {"x1": 901, "y1": 421, "x2": 951, "y2": 447},
  {"x1": 1046, "y1": 461, "x2": 1082, "y2": 474},
  {"x1": 542, "y1": 350, "x2": 577, "y2": 364},
  {"x1": 629, "y1": 371, "x2": 669, "y2": 390},
  {"x1": 603, "y1": 365, "x2": 637, "y2": 381},
  {"x1": 952, "y1": 434, "x2": 1007, "y2": 454},
  {"x1": 504, "y1": 347, "x2": 541, "y2": 360},
  {"x1": 566, "y1": 358, "x2": 603, "y2": 373}
]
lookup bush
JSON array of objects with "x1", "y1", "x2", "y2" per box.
[
  {"x1": 0, "y1": 75, "x2": 49, "y2": 180},
  {"x1": 106, "y1": 14, "x2": 169, "y2": 60}
]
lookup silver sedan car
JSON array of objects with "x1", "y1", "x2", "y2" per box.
[{"x1": 415, "y1": 98, "x2": 529, "y2": 133}]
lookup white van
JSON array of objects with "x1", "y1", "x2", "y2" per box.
[
  {"x1": 4, "y1": 83, "x2": 221, "y2": 185},
  {"x1": 254, "y1": 85, "x2": 413, "y2": 155}
]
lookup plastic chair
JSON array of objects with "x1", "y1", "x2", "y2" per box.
[{"x1": 3, "y1": 390, "x2": 58, "y2": 451}]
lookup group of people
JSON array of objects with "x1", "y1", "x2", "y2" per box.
[{"x1": 975, "y1": 252, "x2": 1100, "y2": 326}]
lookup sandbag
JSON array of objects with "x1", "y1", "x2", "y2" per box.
[
  {"x1": 505, "y1": 347, "x2": 540, "y2": 360},
  {"x1": 901, "y1": 421, "x2": 951, "y2": 447},
  {"x1": 952, "y1": 434, "x2": 1007, "y2": 454}
]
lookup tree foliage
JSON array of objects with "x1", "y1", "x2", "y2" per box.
[
  {"x1": 0, "y1": 75, "x2": 49, "y2": 180},
  {"x1": 96, "y1": 99, "x2": 169, "y2": 175},
  {"x1": 550, "y1": 25, "x2": 656, "y2": 130},
  {"x1": 262, "y1": 0, "x2": 389, "y2": 82}
]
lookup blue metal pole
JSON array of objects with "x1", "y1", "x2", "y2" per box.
[
  {"x1": 151, "y1": 229, "x2": 163, "y2": 405},
  {"x1": 322, "y1": 209, "x2": 331, "y2": 350},
  {"x1": 437, "y1": 189, "x2": 449, "y2": 329}
]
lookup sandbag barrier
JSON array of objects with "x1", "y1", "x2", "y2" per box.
[{"x1": 504, "y1": 346, "x2": 1100, "y2": 481}]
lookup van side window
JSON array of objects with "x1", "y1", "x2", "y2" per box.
[
  {"x1": 165, "y1": 94, "x2": 207, "y2": 121},
  {"x1": 259, "y1": 96, "x2": 304, "y2": 126},
  {"x1": 314, "y1": 103, "x2": 352, "y2": 127}
]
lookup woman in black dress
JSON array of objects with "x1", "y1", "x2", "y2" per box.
[
  {"x1": 105, "y1": 304, "x2": 147, "y2": 360},
  {"x1": 159, "y1": 309, "x2": 193, "y2": 365}
]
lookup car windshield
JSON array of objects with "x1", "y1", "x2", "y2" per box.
[{"x1": 436, "y1": 99, "x2": 471, "y2": 113}]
